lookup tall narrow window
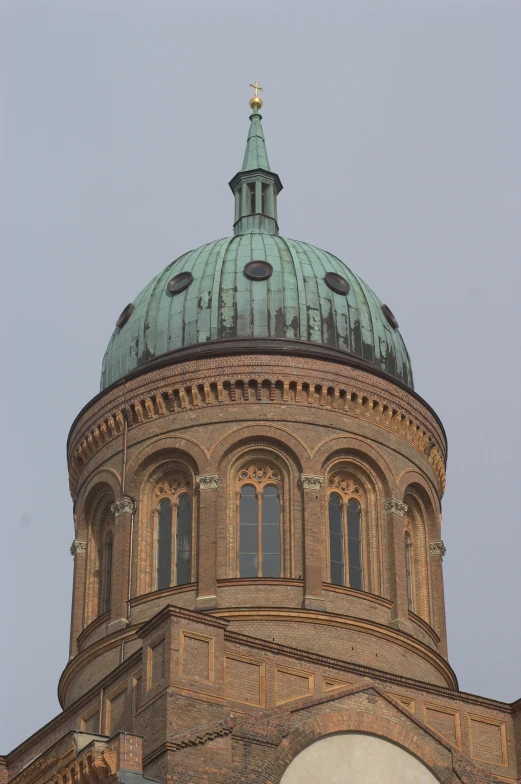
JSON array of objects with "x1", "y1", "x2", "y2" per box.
[
  {"x1": 327, "y1": 473, "x2": 364, "y2": 590},
  {"x1": 347, "y1": 499, "x2": 363, "y2": 590},
  {"x1": 176, "y1": 493, "x2": 191, "y2": 585},
  {"x1": 238, "y1": 464, "x2": 282, "y2": 578},
  {"x1": 157, "y1": 498, "x2": 172, "y2": 590},
  {"x1": 248, "y1": 183, "x2": 256, "y2": 214},
  {"x1": 155, "y1": 475, "x2": 192, "y2": 590},
  {"x1": 329, "y1": 492, "x2": 344, "y2": 586},
  {"x1": 102, "y1": 530, "x2": 113, "y2": 613},
  {"x1": 405, "y1": 532, "x2": 414, "y2": 612}
]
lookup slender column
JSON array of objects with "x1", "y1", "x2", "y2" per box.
[
  {"x1": 195, "y1": 474, "x2": 221, "y2": 609},
  {"x1": 430, "y1": 540, "x2": 448, "y2": 657},
  {"x1": 384, "y1": 499, "x2": 411, "y2": 632},
  {"x1": 69, "y1": 539, "x2": 87, "y2": 658},
  {"x1": 300, "y1": 475, "x2": 326, "y2": 611},
  {"x1": 109, "y1": 495, "x2": 135, "y2": 632}
]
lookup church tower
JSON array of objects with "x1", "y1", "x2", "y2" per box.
[{"x1": 2, "y1": 87, "x2": 520, "y2": 784}]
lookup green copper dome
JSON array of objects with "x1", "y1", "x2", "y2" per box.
[{"x1": 101, "y1": 105, "x2": 413, "y2": 391}]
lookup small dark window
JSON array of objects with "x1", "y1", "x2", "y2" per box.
[
  {"x1": 261, "y1": 183, "x2": 269, "y2": 214},
  {"x1": 382, "y1": 303, "x2": 399, "y2": 329},
  {"x1": 244, "y1": 260, "x2": 273, "y2": 281},
  {"x1": 248, "y1": 183, "x2": 256, "y2": 214},
  {"x1": 167, "y1": 271, "x2": 193, "y2": 294},
  {"x1": 116, "y1": 303, "x2": 134, "y2": 329},
  {"x1": 324, "y1": 272, "x2": 350, "y2": 295}
]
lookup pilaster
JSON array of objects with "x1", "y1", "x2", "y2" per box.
[
  {"x1": 109, "y1": 495, "x2": 135, "y2": 632},
  {"x1": 195, "y1": 474, "x2": 222, "y2": 609},
  {"x1": 384, "y1": 498, "x2": 411, "y2": 633},
  {"x1": 69, "y1": 539, "x2": 87, "y2": 658},
  {"x1": 299, "y1": 475, "x2": 326, "y2": 610}
]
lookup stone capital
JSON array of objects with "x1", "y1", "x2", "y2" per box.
[
  {"x1": 299, "y1": 475, "x2": 325, "y2": 491},
  {"x1": 110, "y1": 495, "x2": 135, "y2": 517},
  {"x1": 384, "y1": 499, "x2": 409, "y2": 518},
  {"x1": 70, "y1": 539, "x2": 87, "y2": 556},
  {"x1": 430, "y1": 540, "x2": 446, "y2": 558},
  {"x1": 196, "y1": 474, "x2": 222, "y2": 490}
]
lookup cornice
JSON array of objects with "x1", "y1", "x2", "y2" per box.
[{"x1": 67, "y1": 359, "x2": 446, "y2": 500}]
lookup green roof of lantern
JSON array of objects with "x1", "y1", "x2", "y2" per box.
[{"x1": 100, "y1": 93, "x2": 413, "y2": 391}]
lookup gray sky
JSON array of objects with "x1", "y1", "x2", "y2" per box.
[{"x1": 1, "y1": 0, "x2": 520, "y2": 753}]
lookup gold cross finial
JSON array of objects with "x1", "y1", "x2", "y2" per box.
[{"x1": 249, "y1": 81, "x2": 264, "y2": 111}]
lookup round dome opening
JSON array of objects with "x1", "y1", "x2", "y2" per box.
[
  {"x1": 116, "y1": 303, "x2": 134, "y2": 329},
  {"x1": 167, "y1": 271, "x2": 193, "y2": 294},
  {"x1": 244, "y1": 260, "x2": 273, "y2": 280},
  {"x1": 324, "y1": 272, "x2": 350, "y2": 295},
  {"x1": 381, "y1": 304, "x2": 399, "y2": 329}
]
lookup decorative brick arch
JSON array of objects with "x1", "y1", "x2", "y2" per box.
[{"x1": 261, "y1": 710, "x2": 459, "y2": 784}]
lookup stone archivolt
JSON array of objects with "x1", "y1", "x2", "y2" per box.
[{"x1": 68, "y1": 375, "x2": 446, "y2": 498}]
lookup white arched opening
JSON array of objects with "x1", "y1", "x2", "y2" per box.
[{"x1": 280, "y1": 733, "x2": 439, "y2": 784}]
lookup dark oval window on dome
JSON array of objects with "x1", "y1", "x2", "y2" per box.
[
  {"x1": 167, "y1": 271, "x2": 193, "y2": 294},
  {"x1": 116, "y1": 303, "x2": 134, "y2": 329},
  {"x1": 244, "y1": 260, "x2": 273, "y2": 281},
  {"x1": 382, "y1": 303, "x2": 399, "y2": 329},
  {"x1": 324, "y1": 272, "x2": 350, "y2": 295}
]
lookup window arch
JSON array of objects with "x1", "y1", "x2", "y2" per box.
[
  {"x1": 102, "y1": 529, "x2": 113, "y2": 613},
  {"x1": 405, "y1": 531, "x2": 414, "y2": 612},
  {"x1": 154, "y1": 474, "x2": 192, "y2": 589},
  {"x1": 327, "y1": 472, "x2": 364, "y2": 590},
  {"x1": 237, "y1": 463, "x2": 282, "y2": 578}
]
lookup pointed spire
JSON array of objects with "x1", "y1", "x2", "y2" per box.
[
  {"x1": 241, "y1": 108, "x2": 271, "y2": 172},
  {"x1": 229, "y1": 84, "x2": 283, "y2": 236}
]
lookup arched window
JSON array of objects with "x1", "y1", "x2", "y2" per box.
[
  {"x1": 102, "y1": 530, "x2": 113, "y2": 613},
  {"x1": 238, "y1": 464, "x2": 282, "y2": 578},
  {"x1": 155, "y1": 475, "x2": 192, "y2": 590},
  {"x1": 328, "y1": 473, "x2": 364, "y2": 590},
  {"x1": 405, "y1": 531, "x2": 414, "y2": 612}
]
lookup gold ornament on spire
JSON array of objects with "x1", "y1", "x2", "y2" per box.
[{"x1": 249, "y1": 81, "x2": 264, "y2": 110}]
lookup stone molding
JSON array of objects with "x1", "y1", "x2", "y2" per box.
[
  {"x1": 70, "y1": 539, "x2": 87, "y2": 556},
  {"x1": 68, "y1": 370, "x2": 446, "y2": 499},
  {"x1": 299, "y1": 475, "x2": 325, "y2": 491},
  {"x1": 430, "y1": 540, "x2": 446, "y2": 558},
  {"x1": 384, "y1": 499, "x2": 409, "y2": 518},
  {"x1": 195, "y1": 474, "x2": 222, "y2": 490},
  {"x1": 110, "y1": 495, "x2": 135, "y2": 517}
]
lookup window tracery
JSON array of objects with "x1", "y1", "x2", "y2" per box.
[
  {"x1": 327, "y1": 472, "x2": 364, "y2": 590},
  {"x1": 154, "y1": 474, "x2": 192, "y2": 590},
  {"x1": 237, "y1": 463, "x2": 282, "y2": 578}
]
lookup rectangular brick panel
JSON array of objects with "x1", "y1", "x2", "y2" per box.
[
  {"x1": 424, "y1": 703, "x2": 461, "y2": 748},
  {"x1": 151, "y1": 640, "x2": 165, "y2": 687},
  {"x1": 275, "y1": 667, "x2": 313, "y2": 705},
  {"x1": 469, "y1": 714, "x2": 507, "y2": 766},
  {"x1": 181, "y1": 632, "x2": 212, "y2": 683},
  {"x1": 225, "y1": 655, "x2": 264, "y2": 706}
]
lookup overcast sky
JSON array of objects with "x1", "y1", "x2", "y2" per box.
[{"x1": 1, "y1": 0, "x2": 520, "y2": 753}]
